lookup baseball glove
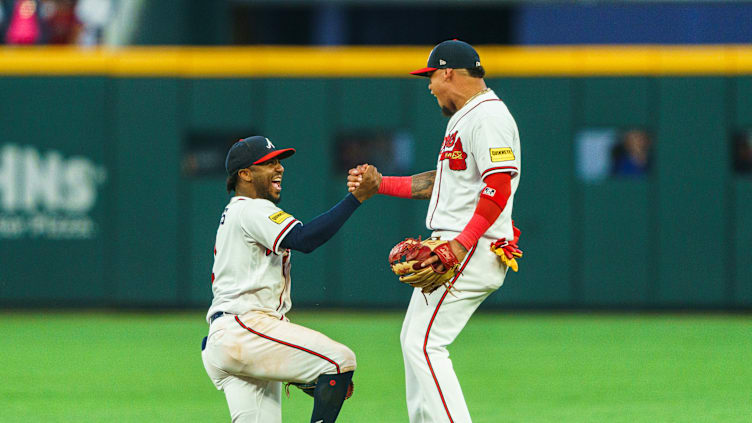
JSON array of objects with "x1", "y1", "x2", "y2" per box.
[
  {"x1": 388, "y1": 237, "x2": 460, "y2": 294},
  {"x1": 490, "y1": 224, "x2": 523, "y2": 272}
]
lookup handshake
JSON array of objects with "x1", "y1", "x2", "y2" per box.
[{"x1": 347, "y1": 164, "x2": 382, "y2": 203}]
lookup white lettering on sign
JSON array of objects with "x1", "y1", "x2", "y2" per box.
[{"x1": 0, "y1": 144, "x2": 107, "y2": 239}]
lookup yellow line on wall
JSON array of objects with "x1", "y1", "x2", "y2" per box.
[{"x1": 1, "y1": 45, "x2": 751, "y2": 77}]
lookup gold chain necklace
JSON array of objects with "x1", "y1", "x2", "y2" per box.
[{"x1": 462, "y1": 88, "x2": 491, "y2": 108}]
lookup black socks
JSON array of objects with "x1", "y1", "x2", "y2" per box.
[{"x1": 310, "y1": 371, "x2": 354, "y2": 423}]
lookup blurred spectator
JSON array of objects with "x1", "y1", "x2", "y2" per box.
[
  {"x1": 611, "y1": 129, "x2": 652, "y2": 177},
  {"x1": 5, "y1": 0, "x2": 41, "y2": 44},
  {"x1": 2, "y1": 0, "x2": 113, "y2": 45},
  {"x1": 733, "y1": 131, "x2": 752, "y2": 175},
  {"x1": 40, "y1": 0, "x2": 80, "y2": 44},
  {"x1": 75, "y1": 0, "x2": 113, "y2": 46}
]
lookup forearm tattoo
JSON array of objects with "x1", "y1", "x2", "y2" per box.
[{"x1": 411, "y1": 171, "x2": 436, "y2": 199}]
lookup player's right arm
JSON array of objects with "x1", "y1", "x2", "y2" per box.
[
  {"x1": 236, "y1": 166, "x2": 379, "y2": 255},
  {"x1": 409, "y1": 170, "x2": 437, "y2": 199},
  {"x1": 347, "y1": 168, "x2": 436, "y2": 200},
  {"x1": 279, "y1": 165, "x2": 380, "y2": 254}
]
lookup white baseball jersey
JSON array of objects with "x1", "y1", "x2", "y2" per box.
[
  {"x1": 206, "y1": 196, "x2": 301, "y2": 323},
  {"x1": 202, "y1": 196, "x2": 357, "y2": 422},
  {"x1": 401, "y1": 90, "x2": 523, "y2": 423},
  {"x1": 425, "y1": 89, "x2": 521, "y2": 242}
]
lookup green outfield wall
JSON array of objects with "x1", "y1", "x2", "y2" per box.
[{"x1": 0, "y1": 47, "x2": 750, "y2": 309}]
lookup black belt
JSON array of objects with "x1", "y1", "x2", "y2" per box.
[{"x1": 209, "y1": 311, "x2": 227, "y2": 324}]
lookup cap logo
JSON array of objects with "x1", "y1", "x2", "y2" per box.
[
  {"x1": 476, "y1": 61, "x2": 481, "y2": 66},
  {"x1": 439, "y1": 59, "x2": 447, "y2": 66},
  {"x1": 265, "y1": 138, "x2": 274, "y2": 149}
]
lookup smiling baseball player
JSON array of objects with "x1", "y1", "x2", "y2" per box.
[
  {"x1": 202, "y1": 136, "x2": 379, "y2": 423},
  {"x1": 348, "y1": 40, "x2": 523, "y2": 422}
]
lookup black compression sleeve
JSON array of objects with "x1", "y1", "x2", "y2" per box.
[{"x1": 279, "y1": 194, "x2": 361, "y2": 253}]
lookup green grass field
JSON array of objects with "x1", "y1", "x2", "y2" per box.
[{"x1": 1, "y1": 311, "x2": 751, "y2": 422}]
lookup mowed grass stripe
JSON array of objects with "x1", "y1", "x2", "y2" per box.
[{"x1": 0, "y1": 311, "x2": 750, "y2": 422}]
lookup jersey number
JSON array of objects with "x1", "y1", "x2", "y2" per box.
[{"x1": 220, "y1": 207, "x2": 229, "y2": 225}]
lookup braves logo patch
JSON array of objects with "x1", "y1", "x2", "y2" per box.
[
  {"x1": 443, "y1": 131, "x2": 458, "y2": 148},
  {"x1": 440, "y1": 131, "x2": 467, "y2": 170},
  {"x1": 269, "y1": 211, "x2": 291, "y2": 224}
]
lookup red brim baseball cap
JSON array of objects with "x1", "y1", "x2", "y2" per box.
[
  {"x1": 410, "y1": 39, "x2": 481, "y2": 77},
  {"x1": 225, "y1": 136, "x2": 296, "y2": 174},
  {"x1": 409, "y1": 67, "x2": 438, "y2": 76},
  {"x1": 253, "y1": 148, "x2": 295, "y2": 165}
]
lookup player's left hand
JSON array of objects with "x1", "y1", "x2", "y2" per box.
[
  {"x1": 351, "y1": 164, "x2": 381, "y2": 202},
  {"x1": 389, "y1": 237, "x2": 461, "y2": 294},
  {"x1": 347, "y1": 164, "x2": 371, "y2": 193},
  {"x1": 420, "y1": 239, "x2": 467, "y2": 270}
]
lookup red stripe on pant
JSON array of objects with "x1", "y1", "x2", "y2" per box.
[
  {"x1": 234, "y1": 316, "x2": 341, "y2": 373},
  {"x1": 422, "y1": 244, "x2": 477, "y2": 423}
]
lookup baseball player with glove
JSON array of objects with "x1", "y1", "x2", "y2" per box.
[
  {"x1": 348, "y1": 40, "x2": 523, "y2": 422},
  {"x1": 202, "y1": 136, "x2": 379, "y2": 423}
]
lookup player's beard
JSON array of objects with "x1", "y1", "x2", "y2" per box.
[{"x1": 254, "y1": 178, "x2": 281, "y2": 204}]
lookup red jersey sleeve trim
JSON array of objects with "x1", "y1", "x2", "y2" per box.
[
  {"x1": 272, "y1": 219, "x2": 301, "y2": 253},
  {"x1": 481, "y1": 166, "x2": 518, "y2": 178}
]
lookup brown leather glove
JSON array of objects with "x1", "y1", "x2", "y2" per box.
[{"x1": 388, "y1": 237, "x2": 460, "y2": 294}]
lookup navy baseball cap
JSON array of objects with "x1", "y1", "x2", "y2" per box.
[
  {"x1": 410, "y1": 39, "x2": 481, "y2": 77},
  {"x1": 225, "y1": 136, "x2": 295, "y2": 175}
]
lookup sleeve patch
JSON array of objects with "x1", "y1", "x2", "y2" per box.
[
  {"x1": 269, "y1": 211, "x2": 292, "y2": 224},
  {"x1": 482, "y1": 187, "x2": 496, "y2": 197},
  {"x1": 490, "y1": 148, "x2": 515, "y2": 162}
]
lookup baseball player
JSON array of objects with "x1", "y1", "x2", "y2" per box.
[
  {"x1": 348, "y1": 40, "x2": 522, "y2": 422},
  {"x1": 202, "y1": 135, "x2": 380, "y2": 423}
]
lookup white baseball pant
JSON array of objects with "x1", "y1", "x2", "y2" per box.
[
  {"x1": 202, "y1": 310, "x2": 356, "y2": 423},
  {"x1": 400, "y1": 233, "x2": 508, "y2": 423}
]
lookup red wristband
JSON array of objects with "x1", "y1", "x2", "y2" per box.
[
  {"x1": 378, "y1": 176, "x2": 412, "y2": 198},
  {"x1": 455, "y1": 175, "x2": 509, "y2": 250},
  {"x1": 455, "y1": 213, "x2": 493, "y2": 250}
]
